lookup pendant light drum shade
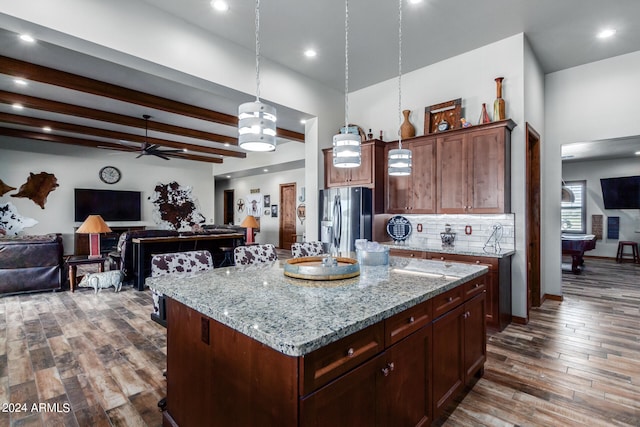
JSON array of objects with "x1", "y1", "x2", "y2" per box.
[
  {"x1": 388, "y1": 147, "x2": 412, "y2": 176},
  {"x1": 333, "y1": 133, "x2": 362, "y2": 168},
  {"x1": 238, "y1": 101, "x2": 277, "y2": 151}
]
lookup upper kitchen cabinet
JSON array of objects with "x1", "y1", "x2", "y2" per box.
[
  {"x1": 437, "y1": 120, "x2": 515, "y2": 214},
  {"x1": 323, "y1": 139, "x2": 386, "y2": 213},
  {"x1": 385, "y1": 137, "x2": 437, "y2": 214},
  {"x1": 323, "y1": 140, "x2": 384, "y2": 188}
]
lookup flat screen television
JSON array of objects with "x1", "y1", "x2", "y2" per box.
[
  {"x1": 74, "y1": 188, "x2": 142, "y2": 222},
  {"x1": 600, "y1": 176, "x2": 640, "y2": 209}
]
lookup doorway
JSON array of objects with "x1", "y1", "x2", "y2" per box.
[
  {"x1": 224, "y1": 190, "x2": 234, "y2": 225},
  {"x1": 526, "y1": 123, "x2": 542, "y2": 318},
  {"x1": 279, "y1": 183, "x2": 297, "y2": 250}
]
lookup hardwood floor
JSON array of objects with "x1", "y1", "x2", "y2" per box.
[{"x1": 0, "y1": 257, "x2": 637, "y2": 426}]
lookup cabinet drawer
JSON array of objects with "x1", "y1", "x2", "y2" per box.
[
  {"x1": 301, "y1": 323, "x2": 384, "y2": 395},
  {"x1": 389, "y1": 249, "x2": 425, "y2": 259},
  {"x1": 433, "y1": 285, "x2": 464, "y2": 318},
  {"x1": 464, "y1": 275, "x2": 486, "y2": 300},
  {"x1": 385, "y1": 299, "x2": 432, "y2": 346}
]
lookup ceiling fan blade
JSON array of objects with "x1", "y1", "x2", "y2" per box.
[
  {"x1": 136, "y1": 153, "x2": 144, "y2": 158},
  {"x1": 153, "y1": 152, "x2": 172, "y2": 160}
]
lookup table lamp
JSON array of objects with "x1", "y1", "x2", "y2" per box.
[
  {"x1": 240, "y1": 215, "x2": 259, "y2": 244},
  {"x1": 76, "y1": 215, "x2": 112, "y2": 258}
]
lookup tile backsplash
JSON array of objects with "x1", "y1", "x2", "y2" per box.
[{"x1": 387, "y1": 213, "x2": 515, "y2": 254}]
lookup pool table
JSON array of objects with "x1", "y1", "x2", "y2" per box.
[{"x1": 562, "y1": 234, "x2": 597, "y2": 274}]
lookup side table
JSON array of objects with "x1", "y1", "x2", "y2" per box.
[{"x1": 66, "y1": 255, "x2": 107, "y2": 292}]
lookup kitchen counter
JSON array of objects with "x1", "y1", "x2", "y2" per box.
[
  {"x1": 148, "y1": 256, "x2": 487, "y2": 356},
  {"x1": 381, "y1": 241, "x2": 515, "y2": 258}
]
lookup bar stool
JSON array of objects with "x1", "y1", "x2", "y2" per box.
[{"x1": 616, "y1": 241, "x2": 639, "y2": 263}]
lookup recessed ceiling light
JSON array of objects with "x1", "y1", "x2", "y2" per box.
[
  {"x1": 263, "y1": 169, "x2": 269, "y2": 172},
  {"x1": 635, "y1": 151, "x2": 640, "y2": 156},
  {"x1": 408, "y1": 0, "x2": 423, "y2": 4},
  {"x1": 211, "y1": 1, "x2": 229, "y2": 12},
  {"x1": 224, "y1": 143, "x2": 230, "y2": 147},
  {"x1": 183, "y1": 148, "x2": 188, "y2": 152},
  {"x1": 300, "y1": 119, "x2": 306, "y2": 124},
  {"x1": 13, "y1": 79, "x2": 27, "y2": 86},
  {"x1": 597, "y1": 28, "x2": 616, "y2": 39},
  {"x1": 12, "y1": 103, "x2": 24, "y2": 110},
  {"x1": 19, "y1": 34, "x2": 35, "y2": 43},
  {"x1": 304, "y1": 49, "x2": 317, "y2": 58},
  {"x1": 42, "y1": 126, "x2": 52, "y2": 132},
  {"x1": 226, "y1": 175, "x2": 231, "y2": 178}
]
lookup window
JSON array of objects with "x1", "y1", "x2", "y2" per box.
[{"x1": 561, "y1": 180, "x2": 586, "y2": 234}]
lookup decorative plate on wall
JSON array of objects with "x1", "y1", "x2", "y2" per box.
[{"x1": 386, "y1": 216, "x2": 412, "y2": 242}]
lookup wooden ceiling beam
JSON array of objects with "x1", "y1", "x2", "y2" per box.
[
  {"x1": 0, "y1": 112, "x2": 245, "y2": 158},
  {"x1": 0, "y1": 90, "x2": 238, "y2": 145},
  {"x1": 0, "y1": 56, "x2": 305, "y2": 142},
  {"x1": 0, "y1": 127, "x2": 223, "y2": 163}
]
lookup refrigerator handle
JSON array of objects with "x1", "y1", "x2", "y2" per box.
[{"x1": 332, "y1": 194, "x2": 342, "y2": 251}]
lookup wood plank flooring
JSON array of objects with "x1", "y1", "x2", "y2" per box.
[{"x1": 0, "y1": 257, "x2": 638, "y2": 426}]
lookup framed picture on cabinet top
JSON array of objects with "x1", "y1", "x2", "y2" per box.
[{"x1": 424, "y1": 98, "x2": 462, "y2": 134}]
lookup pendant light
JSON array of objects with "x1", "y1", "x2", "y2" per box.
[
  {"x1": 388, "y1": 0, "x2": 412, "y2": 176},
  {"x1": 238, "y1": 0, "x2": 277, "y2": 152},
  {"x1": 333, "y1": 0, "x2": 361, "y2": 168}
]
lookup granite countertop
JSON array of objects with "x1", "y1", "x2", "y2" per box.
[
  {"x1": 381, "y1": 242, "x2": 515, "y2": 258},
  {"x1": 148, "y1": 256, "x2": 487, "y2": 357}
]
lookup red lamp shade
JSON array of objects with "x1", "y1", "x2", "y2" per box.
[{"x1": 76, "y1": 215, "x2": 112, "y2": 258}]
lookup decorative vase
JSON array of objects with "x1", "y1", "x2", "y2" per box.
[
  {"x1": 479, "y1": 103, "x2": 491, "y2": 124},
  {"x1": 493, "y1": 77, "x2": 505, "y2": 121},
  {"x1": 400, "y1": 110, "x2": 416, "y2": 139}
]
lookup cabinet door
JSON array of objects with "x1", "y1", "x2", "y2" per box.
[
  {"x1": 386, "y1": 143, "x2": 412, "y2": 213},
  {"x1": 300, "y1": 353, "x2": 383, "y2": 427},
  {"x1": 410, "y1": 139, "x2": 437, "y2": 213},
  {"x1": 432, "y1": 305, "x2": 464, "y2": 418},
  {"x1": 324, "y1": 149, "x2": 349, "y2": 187},
  {"x1": 349, "y1": 143, "x2": 374, "y2": 186},
  {"x1": 467, "y1": 128, "x2": 506, "y2": 213},
  {"x1": 380, "y1": 325, "x2": 432, "y2": 427},
  {"x1": 464, "y1": 292, "x2": 486, "y2": 382},
  {"x1": 436, "y1": 133, "x2": 468, "y2": 213}
]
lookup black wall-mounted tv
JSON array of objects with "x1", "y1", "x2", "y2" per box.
[
  {"x1": 74, "y1": 188, "x2": 142, "y2": 222},
  {"x1": 600, "y1": 176, "x2": 640, "y2": 209}
]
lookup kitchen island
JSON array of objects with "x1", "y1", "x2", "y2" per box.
[{"x1": 149, "y1": 256, "x2": 488, "y2": 426}]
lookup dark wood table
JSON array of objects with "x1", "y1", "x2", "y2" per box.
[
  {"x1": 132, "y1": 233, "x2": 244, "y2": 290},
  {"x1": 66, "y1": 255, "x2": 107, "y2": 292}
]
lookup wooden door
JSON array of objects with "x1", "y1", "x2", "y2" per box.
[
  {"x1": 380, "y1": 325, "x2": 432, "y2": 427},
  {"x1": 386, "y1": 144, "x2": 412, "y2": 213},
  {"x1": 526, "y1": 123, "x2": 542, "y2": 312},
  {"x1": 348, "y1": 143, "x2": 373, "y2": 186},
  {"x1": 468, "y1": 128, "x2": 506, "y2": 213},
  {"x1": 224, "y1": 189, "x2": 234, "y2": 225},
  {"x1": 436, "y1": 133, "x2": 468, "y2": 213},
  {"x1": 279, "y1": 183, "x2": 297, "y2": 250},
  {"x1": 410, "y1": 138, "x2": 437, "y2": 213}
]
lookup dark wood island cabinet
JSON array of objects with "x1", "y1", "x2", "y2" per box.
[{"x1": 153, "y1": 259, "x2": 488, "y2": 427}]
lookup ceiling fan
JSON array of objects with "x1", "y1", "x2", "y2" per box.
[{"x1": 137, "y1": 114, "x2": 184, "y2": 160}]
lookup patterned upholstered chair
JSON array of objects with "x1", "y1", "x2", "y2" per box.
[
  {"x1": 291, "y1": 241, "x2": 325, "y2": 258},
  {"x1": 233, "y1": 244, "x2": 278, "y2": 266},
  {"x1": 150, "y1": 250, "x2": 214, "y2": 327}
]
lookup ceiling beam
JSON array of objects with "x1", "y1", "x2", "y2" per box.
[
  {"x1": 0, "y1": 90, "x2": 238, "y2": 145},
  {"x1": 0, "y1": 56, "x2": 305, "y2": 142},
  {"x1": 0, "y1": 127, "x2": 223, "y2": 163},
  {"x1": 0, "y1": 112, "x2": 245, "y2": 158}
]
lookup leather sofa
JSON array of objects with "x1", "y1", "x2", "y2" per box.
[
  {"x1": 114, "y1": 226, "x2": 246, "y2": 285},
  {"x1": 0, "y1": 234, "x2": 65, "y2": 296}
]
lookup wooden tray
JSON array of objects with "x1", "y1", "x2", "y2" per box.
[{"x1": 284, "y1": 256, "x2": 360, "y2": 280}]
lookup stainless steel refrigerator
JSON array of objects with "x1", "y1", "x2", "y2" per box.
[{"x1": 319, "y1": 187, "x2": 372, "y2": 256}]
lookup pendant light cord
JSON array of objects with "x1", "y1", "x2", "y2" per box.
[
  {"x1": 397, "y1": 0, "x2": 403, "y2": 149},
  {"x1": 255, "y1": 0, "x2": 261, "y2": 102},
  {"x1": 344, "y1": 0, "x2": 350, "y2": 129}
]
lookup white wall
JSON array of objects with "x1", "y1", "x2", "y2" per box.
[
  {"x1": 215, "y1": 168, "x2": 306, "y2": 246},
  {"x1": 563, "y1": 158, "x2": 640, "y2": 257},
  {"x1": 0, "y1": 140, "x2": 214, "y2": 254}
]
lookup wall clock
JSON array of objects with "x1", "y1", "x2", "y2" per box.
[{"x1": 99, "y1": 166, "x2": 121, "y2": 184}]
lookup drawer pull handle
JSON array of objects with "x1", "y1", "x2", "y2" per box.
[
  {"x1": 475, "y1": 283, "x2": 480, "y2": 288},
  {"x1": 476, "y1": 260, "x2": 481, "y2": 264},
  {"x1": 409, "y1": 316, "x2": 415, "y2": 323},
  {"x1": 440, "y1": 257, "x2": 445, "y2": 261},
  {"x1": 347, "y1": 348, "x2": 355, "y2": 357},
  {"x1": 410, "y1": 253, "x2": 414, "y2": 257},
  {"x1": 381, "y1": 362, "x2": 395, "y2": 377},
  {"x1": 447, "y1": 297, "x2": 453, "y2": 302}
]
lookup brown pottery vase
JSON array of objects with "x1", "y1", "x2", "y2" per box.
[
  {"x1": 493, "y1": 77, "x2": 505, "y2": 121},
  {"x1": 400, "y1": 110, "x2": 416, "y2": 139}
]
